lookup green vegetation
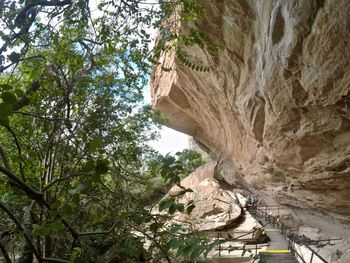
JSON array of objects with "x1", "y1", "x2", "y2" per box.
[{"x1": 0, "y1": 0, "x2": 214, "y2": 262}]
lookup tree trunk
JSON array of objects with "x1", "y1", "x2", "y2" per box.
[
  {"x1": 0, "y1": 237, "x2": 12, "y2": 263},
  {"x1": 16, "y1": 208, "x2": 33, "y2": 263}
]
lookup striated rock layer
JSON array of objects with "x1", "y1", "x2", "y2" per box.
[{"x1": 151, "y1": 0, "x2": 350, "y2": 228}]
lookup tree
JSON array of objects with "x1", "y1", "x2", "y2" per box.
[{"x1": 0, "y1": 1, "x2": 215, "y2": 262}]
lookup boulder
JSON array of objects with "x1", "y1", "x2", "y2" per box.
[{"x1": 172, "y1": 178, "x2": 242, "y2": 231}]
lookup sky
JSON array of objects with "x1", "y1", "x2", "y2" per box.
[
  {"x1": 90, "y1": 1, "x2": 190, "y2": 156},
  {"x1": 0, "y1": 1, "x2": 189, "y2": 156},
  {"x1": 142, "y1": 87, "x2": 189, "y2": 155},
  {"x1": 149, "y1": 126, "x2": 189, "y2": 155}
]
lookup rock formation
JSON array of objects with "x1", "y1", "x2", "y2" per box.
[
  {"x1": 170, "y1": 178, "x2": 242, "y2": 231},
  {"x1": 158, "y1": 162, "x2": 243, "y2": 231},
  {"x1": 152, "y1": 0, "x2": 350, "y2": 219},
  {"x1": 152, "y1": 0, "x2": 350, "y2": 260}
]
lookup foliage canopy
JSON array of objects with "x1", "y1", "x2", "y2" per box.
[{"x1": 0, "y1": 0, "x2": 213, "y2": 262}]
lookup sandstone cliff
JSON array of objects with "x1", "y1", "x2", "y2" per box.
[{"x1": 152, "y1": 0, "x2": 350, "y2": 224}]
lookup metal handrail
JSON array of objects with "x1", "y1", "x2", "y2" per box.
[
  {"x1": 289, "y1": 237, "x2": 328, "y2": 263},
  {"x1": 251, "y1": 206, "x2": 329, "y2": 263},
  {"x1": 216, "y1": 232, "x2": 262, "y2": 257}
]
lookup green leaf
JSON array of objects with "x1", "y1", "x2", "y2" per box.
[
  {"x1": 8, "y1": 52, "x2": 21, "y2": 63},
  {"x1": 71, "y1": 194, "x2": 80, "y2": 205},
  {"x1": 0, "y1": 115, "x2": 9, "y2": 126},
  {"x1": 70, "y1": 247, "x2": 81, "y2": 263},
  {"x1": 182, "y1": 243, "x2": 195, "y2": 257},
  {"x1": 177, "y1": 188, "x2": 193, "y2": 196},
  {"x1": 0, "y1": 84, "x2": 12, "y2": 90},
  {"x1": 91, "y1": 173, "x2": 101, "y2": 183},
  {"x1": 87, "y1": 137, "x2": 103, "y2": 153},
  {"x1": 51, "y1": 200, "x2": 61, "y2": 210},
  {"x1": 168, "y1": 238, "x2": 183, "y2": 250},
  {"x1": 62, "y1": 203, "x2": 73, "y2": 217},
  {"x1": 95, "y1": 159, "x2": 109, "y2": 175},
  {"x1": 169, "y1": 203, "x2": 177, "y2": 215},
  {"x1": 161, "y1": 66, "x2": 172, "y2": 72},
  {"x1": 51, "y1": 220, "x2": 64, "y2": 232},
  {"x1": 149, "y1": 222, "x2": 159, "y2": 233},
  {"x1": 75, "y1": 181, "x2": 92, "y2": 194},
  {"x1": 1, "y1": 91, "x2": 16, "y2": 105},
  {"x1": 91, "y1": 214, "x2": 105, "y2": 225},
  {"x1": 83, "y1": 160, "x2": 95, "y2": 172},
  {"x1": 186, "y1": 203, "x2": 195, "y2": 214},
  {"x1": 190, "y1": 245, "x2": 203, "y2": 260},
  {"x1": 32, "y1": 225, "x2": 51, "y2": 236},
  {"x1": 131, "y1": 213, "x2": 143, "y2": 225},
  {"x1": 159, "y1": 198, "x2": 175, "y2": 212},
  {"x1": 176, "y1": 203, "x2": 184, "y2": 212},
  {"x1": 169, "y1": 225, "x2": 181, "y2": 233},
  {"x1": 0, "y1": 102, "x2": 13, "y2": 116},
  {"x1": 204, "y1": 240, "x2": 220, "y2": 257}
]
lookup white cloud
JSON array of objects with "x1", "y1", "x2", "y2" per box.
[{"x1": 149, "y1": 126, "x2": 189, "y2": 155}]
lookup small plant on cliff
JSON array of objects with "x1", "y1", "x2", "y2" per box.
[{"x1": 153, "y1": 0, "x2": 219, "y2": 73}]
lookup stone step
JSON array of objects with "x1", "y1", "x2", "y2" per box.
[{"x1": 259, "y1": 252, "x2": 298, "y2": 263}]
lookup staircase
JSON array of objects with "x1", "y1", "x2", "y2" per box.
[{"x1": 259, "y1": 251, "x2": 298, "y2": 263}]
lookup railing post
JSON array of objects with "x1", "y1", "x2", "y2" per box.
[
  {"x1": 310, "y1": 252, "x2": 314, "y2": 263},
  {"x1": 218, "y1": 233, "x2": 221, "y2": 257},
  {"x1": 288, "y1": 238, "x2": 291, "y2": 251}
]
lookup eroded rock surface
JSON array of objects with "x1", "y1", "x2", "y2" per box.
[
  {"x1": 173, "y1": 178, "x2": 242, "y2": 231},
  {"x1": 162, "y1": 163, "x2": 243, "y2": 231},
  {"x1": 151, "y1": 0, "x2": 350, "y2": 220}
]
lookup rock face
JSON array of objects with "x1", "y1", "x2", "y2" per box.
[
  {"x1": 188, "y1": 136, "x2": 212, "y2": 162},
  {"x1": 151, "y1": 0, "x2": 350, "y2": 222},
  {"x1": 164, "y1": 162, "x2": 243, "y2": 231},
  {"x1": 172, "y1": 178, "x2": 242, "y2": 231}
]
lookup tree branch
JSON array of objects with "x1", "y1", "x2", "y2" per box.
[
  {"x1": 43, "y1": 258, "x2": 71, "y2": 263},
  {"x1": 14, "y1": 111, "x2": 87, "y2": 127},
  {"x1": 0, "y1": 239, "x2": 12, "y2": 263},
  {"x1": 0, "y1": 145, "x2": 10, "y2": 170},
  {"x1": 0, "y1": 203, "x2": 42, "y2": 262},
  {"x1": 78, "y1": 221, "x2": 119, "y2": 236},
  {"x1": 2, "y1": 125, "x2": 26, "y2": 182},
  {"x1": 42, "y1": 172, "x2": 91, "y2": 191},
  {"x1": 0, "y1": 166, "x2": 44, "y2": 203},
  {"x1": 13, "y1": 80, "x2": 40, "y2": 111},
  {"x1": 15, "y1": 0, "x2": 72, "y2": 27},
  {"x1": 0, "y1": 165, "x2": 79, "y2": 246}
]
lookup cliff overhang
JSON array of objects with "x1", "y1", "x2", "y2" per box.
[{"x1": 151, "y1": 0, "x2": 350, "y2": 221}]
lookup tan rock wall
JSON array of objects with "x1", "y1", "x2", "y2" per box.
[{"x1": 151, "y1": 0, "x2": 350, "y2": 218}]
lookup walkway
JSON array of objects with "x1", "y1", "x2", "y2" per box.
[
  {"x1": 254, "y1": 210, "x2": 298, "y2": 263},
  {"x1": 259, "y1": 252, "x2": 299, "y2": 263}
]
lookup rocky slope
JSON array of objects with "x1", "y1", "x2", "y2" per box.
[{"x1": 152, "y1": 0, "x2": 350, "y2": 224}]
